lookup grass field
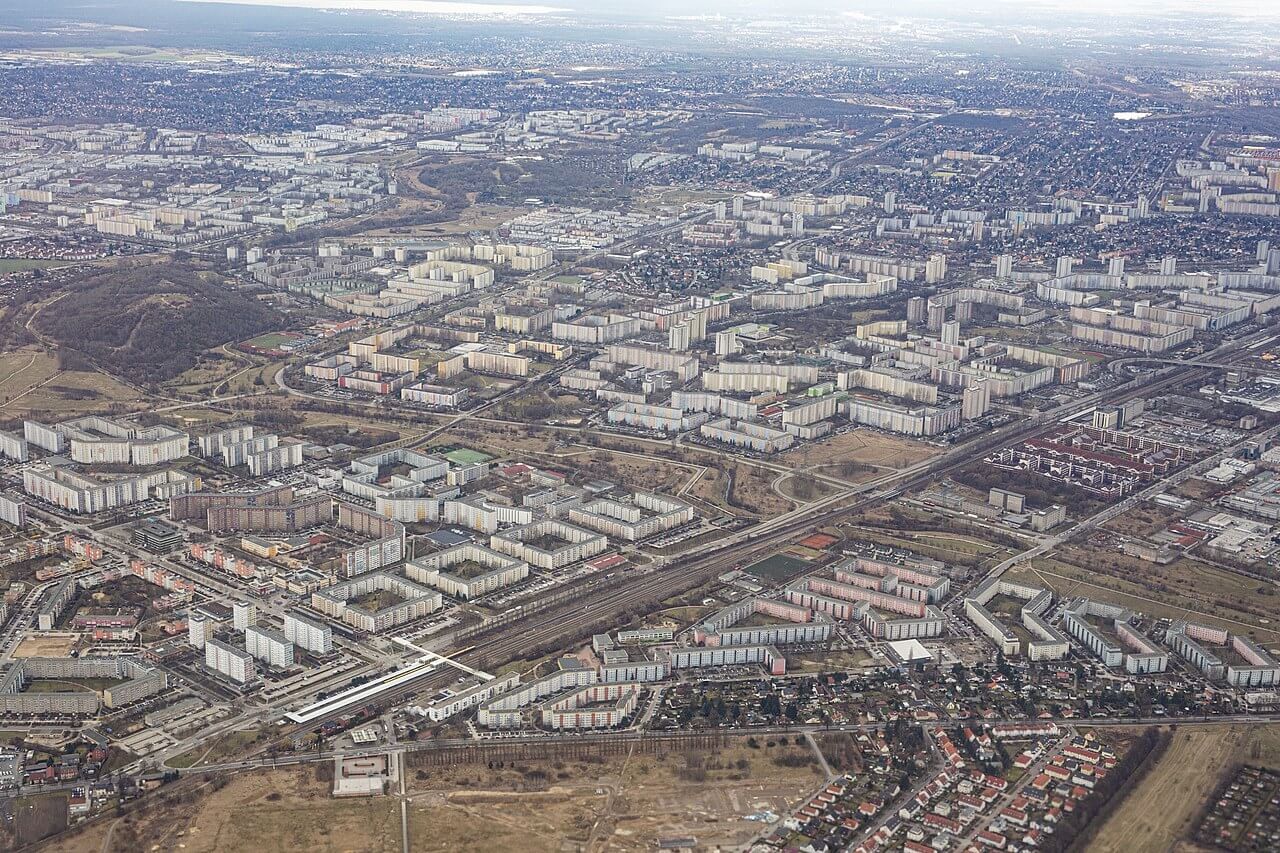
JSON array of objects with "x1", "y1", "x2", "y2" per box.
[
  {"x1": 167, "y1": 728, "x2": 267, "y2": 769},
  {"x1": 1004, "y1": 555, "x2": 1280, "y2": 643},
  {"x1": 244, "y1": 332, "x2": 302, "y2": 350},
  {"x1": 443, "y1": 448, "x2": 493, "y2": 465},
  {"x1": 0, "y1": 258, "x2": 67, "y2": 273},
  {"x1": 0, "y1": 347, "x2": 147, "y2": 417},
  {"x1": 744, "y1": 553, "x2": 810, "y2": 582},
  {"x1": 12, "y1": 793, "x2": 68, "y2": 847},
  {"x1": 23, "y1": 677, "x2": 121, "y2": 694},
  {"x1": 1090, "y1": 724, "x2": 1280, "y2": 853}
]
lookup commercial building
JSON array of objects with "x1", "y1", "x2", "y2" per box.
[{"x1": 132, "y1": 519, "x2": 183, "y2": 553}]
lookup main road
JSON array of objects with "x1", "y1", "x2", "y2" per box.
[{"x1": 272, "y1": 327, "x2": 1273, "y2": 735}]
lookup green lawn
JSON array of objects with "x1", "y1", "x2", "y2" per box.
[
  {"x1": 744, "y1": 553, "x2": 810, "y2": 582},
  {"x1": 0, "y1": 259, "x2": 67, "y2": 273},
  {"x1": 443, "y1": 448, "x2": 493, "y2": 465}
]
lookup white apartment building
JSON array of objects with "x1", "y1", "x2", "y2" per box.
[
  {"x1": 489, "y1": 520, "x2": 608, "y2": 570},
  {"x1": 245, "y1": 625, "x2": 294, "y2": 669},
  {"x1": 206, "y1": 638, "x2": 256, "y2": 684},
  {"x1": 283, "y1": 611, "x2": 333, "y2": 655},
  {"x1": 406, "y1": 543, "x2": 530, "y2": 599}
]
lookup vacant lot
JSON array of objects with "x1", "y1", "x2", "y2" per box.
[
  {"x1": 1090, "y1": 724, "x2": 1280, "y2": 853},
  {"x1": 1004, "y1": 553, "x2": 1280, "y2": 643},
  {"x1": 789, "y1": 429, "x2": 937, "y2": 476},
  {"x1": 406, "y1": 740, "x2": 821, "y2": 851},
  {"x1": 12, "y1": 634, "x2": 77, "y2": 658},
  {"x1": 184, "y1": 775, "x2": 400, "y2": 853},
  {"x1": 168, "y1": 727, "x2": 268, "y2": 769},
  {"x1": 63, "y1": 766, "x2": 402, "y2": 853}
]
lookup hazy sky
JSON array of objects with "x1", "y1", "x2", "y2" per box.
[{"x1": 174, "y1": 0, "x2": 1280, "y2": 20}]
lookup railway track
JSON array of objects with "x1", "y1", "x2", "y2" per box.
[{"x1": 276, "y1": 356, "x2": 1223, "y2": 738}]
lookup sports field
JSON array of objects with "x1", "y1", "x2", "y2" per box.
[
  {"x1": 444, "y1": 448, "x2": 493, "y2": 465},
  {"x1": 743, "y1": 553, "x2": 810, "y2": 582}
]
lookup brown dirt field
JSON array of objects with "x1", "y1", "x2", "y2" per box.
[
  {"x1": 1090, "y1": 724, "x2": 1280, "y2": 853},
  {"x1": 1101, "y1": 504, "x2": 1186, "y2": 538},
  {"x1": 602, "y1": 743, "x2": 822, "y2": 850},
  {"x1": 0, "y1": 347, "x2": 146, "y2": 417},
  {"x1": 179, "y1": 767, "x2": 397, "y2": 853},
  {"x1": 13, "y1": 635, "x2": 78, "y2": 658},
  {"x1": 789, "y1": 429, "x2": 938, "y2": 472},
  {"x1": 407, "y1": 741, "x2": 821, "y2": 851},
  {"x1": 408, "y1": 787, "x2": 603, "y2": 852}
]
